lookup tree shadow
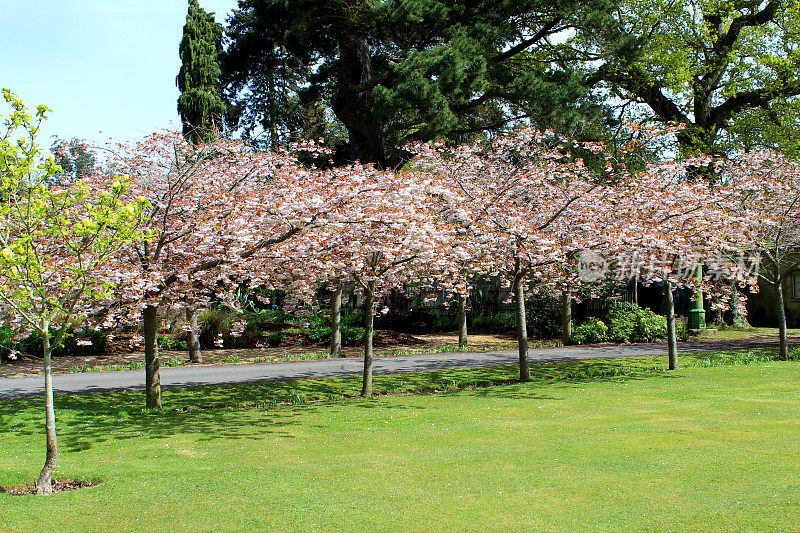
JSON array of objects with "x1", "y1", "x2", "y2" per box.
[{"x1": 0, "y1": 357, "x2": 675, "y2": 453}]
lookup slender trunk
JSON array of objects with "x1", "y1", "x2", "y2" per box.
[
  {"x1": 561, "y1": 292, "x2": 572, "y2": 345},
  {"x1": 664, "y1": 280, "x2": 678, "y2": 371},
  {"x1": 330, "y1": 286, "x2": 343, "y2": 358},
  {"x1": 457, "y1": 293, "x2": 468, "y2": 349},
  {"x1": 361, "y1": 281, "x2": 376, "y2": 398},
  {"x1": 513, "y1": 275, "x2": 531, "y2": 382},
  {"x1": 35, "y1": 324, "x2": 58, "y2": 495},
  {"x1": 186, "y1": 306, "x2": 202, "y2": 363},
  {"x1": 143, "y1": 305, "x2": 162, "y2": 410},
  {"x1": 776, "y1": 279, "x2": 789, "y2": 361}
]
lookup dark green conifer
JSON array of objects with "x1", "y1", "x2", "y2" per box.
[{"x1": 177, "y1": 0, "x2": 226, "y2": 144}]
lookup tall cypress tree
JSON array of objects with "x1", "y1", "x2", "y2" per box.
[{"x1": 177, "y1": 0, "x2": 226, "y2": 144}]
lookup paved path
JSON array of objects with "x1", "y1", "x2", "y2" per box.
[{"x1": 0, "y1": 338, "x2": 788, "y2": 400}]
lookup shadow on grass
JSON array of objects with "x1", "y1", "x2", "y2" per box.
[{"x1": 0, "y1": 354, "x2": 721, "y2": 454}]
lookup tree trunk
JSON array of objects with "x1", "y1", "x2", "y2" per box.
[
  {"x1": 186, "y1": 306, "x2": 202, "y2": 363},
  {"x1": 664, "y1": 280, "x2": 678, "y2": 371},
  {"x1": 561, "y1": 292, "x2": 572, "y2": 345},
  {"x1": 457, "y1": 293, "x2": 468, "y2": 349},
  {"x1": 361, "y1": 281, "x2": 376, "y2": 398},
  {"x1": 331, "y1": 35, "x2": 387, "y2": 166},
  {"x1": 35, "y1": 323, "x2": 58, "y2": 495},
  {"x1": 143, "y1": 305, "x2": 162, "y2": 410},
  {"x1": 776, "y1": 279, "x2": 789, "y2": 361},
  {"x1": 513, "y1": 275, "x2": 531, "y2": 382},
  {"x1": 330, "y1": 285, "x2": 343, "y2": 358}
]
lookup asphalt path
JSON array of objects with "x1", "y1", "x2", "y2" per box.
[{"x1": 0, "y1": 338, "x2": 788, "y2": 400}]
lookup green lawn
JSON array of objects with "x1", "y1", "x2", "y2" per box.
[
  {"x1": 697, "y1": 326, "x2": 800, "y2": 341},
  {"x1": 1, "y1": 352, "x2": 799, "y2": 532}
]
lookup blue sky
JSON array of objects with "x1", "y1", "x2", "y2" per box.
[{"x1": 2, "y1": 0, "x2": 239, "y2": 146}]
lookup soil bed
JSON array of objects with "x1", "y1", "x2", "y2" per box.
[{"x1": 1, "y1": 479, "x2": 100, "y2": 496}]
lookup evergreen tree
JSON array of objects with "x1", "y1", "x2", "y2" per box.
[
  {"x1": 177, "y1": 0, "x2": 227, "y2": 144},
  {"x1": 221, "y1": 0, "x2": 613, "y2": 167}
]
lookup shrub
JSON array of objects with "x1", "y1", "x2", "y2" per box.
[
  {"x1": 471, "y1": 312, "x2": 517, "y2": 334},
  {"x1": 676, "y1": 317, "x2": 689, "y2": 342},
  {"x1": 571, "y1": 317, "x2": 608, "y2": 345},
  {"x1": 342, "y1": 313, "x2": 364, "y2": 328},
  {"x1": 266, "y1": 332, "x2": 283, "y2": 347},
  {"x1": 341, "y1": 325, "x2": 365, "y2": 345},
  {"x1": 633, "y1": 308, "x2": 667, "y2": 342},
  {"x1": 308, "y1": 326, "x2": 332, "y2": 343},
  {"x1": 606, "y1": 303, "x2": 667, "y2": 343},
  {"x1": 0, "y1": 326, "x2": 16, "y2": 359},
  {"x1": 433, "y1": 314, "x2": 456, "y2": 332},
  {"x1": 157, "y1": 335, "x2": 187, "y2": 351},
  {"x1": 198, "y1": 307, "x2": 231, "y2": 348},
  {"x1": 17, "y1": 327, "x2": 107, "y2": 357}
]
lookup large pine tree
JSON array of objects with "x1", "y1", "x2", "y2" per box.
[
  {"x1": 177, "y1": 0, "x2": 227, "y2": 144},
  {"x1": 221, "y1": 0, "x2": 612, "y2": 167}
]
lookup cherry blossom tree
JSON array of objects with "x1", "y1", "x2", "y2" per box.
[
  {"x1": 716, "y1": 150, "x2": 800, "y2": 359},
  {"x1": 102, "y1": 132, "x2": 367, "y2": 409},
  {"x1": 268, "y1": 165, "x2": 454, "y2": 397},
  {"x1": 0, "y1": 90, "x2": 145, "y2": 493},
  {"x1": 410, "y1": 130, "x2": 614, "y2": 381},
  {"x1": 600, "y1": 143, "x2": 757, "y2": 368}
]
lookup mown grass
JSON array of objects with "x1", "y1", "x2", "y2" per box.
[
  {"x1": 1, "y1": 349, "x2": 799, "y2": 531},
  {"x1": 697, "y1": 325, "x2": 800, "y2": 341}
]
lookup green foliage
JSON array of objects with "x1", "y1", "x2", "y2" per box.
[
  {"x1": 470, "y1": 293, "x2": 560, "y2": 339},
  {"x1": 0, "y1": 326, "x2": 14, "y2": 358},
  {"x1": 49, "y1": 137, "x2": 95, "y2": 184},
  {"x1": 433, "y1": 314, "x2": 456, "y2": 332},
  {"x1": 525, "y1": 290, "x2": 562, "y2": 339},
  {"x1": 222, "y1": 0, "x2": 602, "y2": 163},
  {"x1": 571, "y1": 317, "x2": 608, "y2": 345},
  {"x1": 676, "y1": 318, "x2": 689, "y2": 342},
  {"x1": 306, "y1": 324, "x2": 365, "y2": 346},
  {"x1": 605, "y1": 303, "x2": 667, "y2": 343},
  {"x1": 198, "y1": 307, "x2": 230, "y2": 347},
  {"x1": 177, "y1": 0, "x2": 226, "y2": 144},
  {"x1": 0, "y1": 89, "x2": 147, "y2": 348},
  {"x1": 157, "y1": 335, "x2": 188, "y2": 351},
  {"x1": 307, "y1": 326, "x2": 331, "y2": 343},
  {"x1": 578, "y1": 0, "x2": 800, "y2": 156},
  {"x1": 265, "y1": 332, "x2": 283, "y2": 347},
  {"x1": 18, "y1": 328, "x2": 107, "y2": 358}
]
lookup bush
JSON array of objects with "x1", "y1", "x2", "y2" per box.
[
  {"x1": 341, "y1": 325, "x2": 365, "y2": 345},
  {"x1": 469, "y1": 291, "x2": 561, "y2": 339},
  {"x1": 606, "y1": 303, "x2": 667, "y2": 343},
  {"x1": 308, "y1": 326, "x2": 332, "y2": 343},
  {"x1": 0, "y1": 326, "x2": 15, "y2": 359},
  {"x1": 157, "y1": 335, "x2": 187, "y2": 351},
  {"x1": 266, "y1": 332, "x2": 283, "y2": 347},
  {"x1": 198, "y1": 308, "x2": 231, "y2": 348},
  {"x1": 433, "y1": 314, "x2": 456, "y2": 332},
  {"x1": 571, "y1": 318, "x2": 608, "y2": 345},
  {"x1": 17, "y1": 327, "x2": 107, "y2": 357},
  {"x1": 676, "y1": 317, "x2": 689, "y2": 342}
]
